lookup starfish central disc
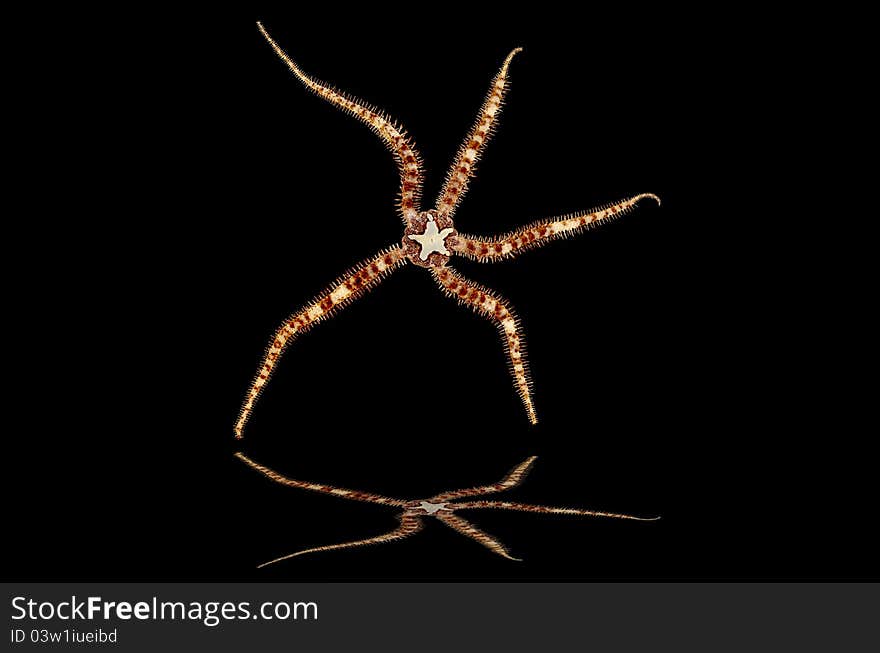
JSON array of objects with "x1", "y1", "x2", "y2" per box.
[
  {"x1": 417, "y1": 501, "x2": 449, "y2": 515},
  {"x1": 408, "y1": 215, "x2": 454, "y2": 261}
]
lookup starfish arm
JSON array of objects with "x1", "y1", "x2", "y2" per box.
[
  {"x1": 436, "y1": 48, "x2": 523, "y2": 220},
  {"x1": 235, "y1": 452, "x2": 408, "y2": 507},
  {"x1": 436, "y1": 513, "x2": 521, "y2": 561},
  {"x1": 451, "y1": 193, "x2": 661, "y2": 261},
  {"x1": 431, "y1": 456, "x2": 538, "y2": 502},
  {"x1": 235, "y1": 246, "x2": 407, "y2": 439},
  {"x1": 431, "y1": 267, "x2": 536, "y2": 424},
  {"x1": 257, "y1": 23, "x2": 424, "y2": 222},
  {"x1": 452, "y1": 500, "x2": 660, "y2": 521},
  {"x1": 256, "y1": 515, "x2": 423, "y2": 568}
]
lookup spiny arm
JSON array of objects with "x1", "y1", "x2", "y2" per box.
[
  {"x1": 235, "y1": 453, "x2": 407, "y2": 507},
  {"x1": 452, "y1": 193, "x2": 660, "y2": 261},
  {"x1": 255, "y1": 515, "x2": 422, "y2": 568},
  {"x1": 431, "y1": 456, "x2": 538, "y2": 502},
  {"x1": 453, "y1": 500, "x2": 660, "y2": 521},
  {"x1": 435, "y1": 48, "x2": 522, "y2": 220},
  {"x1": 432, "y1": 267, "x2": 536, "y2": 424},
  {"x1": 436, "y1": 513, "x2": 521, "y2": 561},
  {"x1": 257, "y1": 22, "x2": 424, "y2": 221},
  {"x1": 235, "y1": 246, "x2": 406, "y2": 439}
]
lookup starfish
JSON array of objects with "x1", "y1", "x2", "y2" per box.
[
  {"x1": 235, "y1": 452, "x2": 658, "y2": 566},
  {"x1": 235, "y1": 23, "x2": 660, "y2": 438}
]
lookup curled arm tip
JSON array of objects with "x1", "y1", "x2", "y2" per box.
[{"x1": 502, "y1": 47, "x2": 524, "y2": 74}]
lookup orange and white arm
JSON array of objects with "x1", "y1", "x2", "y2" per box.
[
  {"x1": 431, "y1": 267, "x2": 536, "y2": 424},
  {"x1": 452, "y1": 193, "x2": 660, "y2": 261},
  {"x1": 436, "y1": 48, "x2": 522, "y2": 220},
  {"x1": 235, "y1": 247, "x2": 407, "y2": 439},
  {"x1": 437, "y1": 513, "x2": 521, "y2": 561},
  {"x1": 257, "y1": 23, "x2": 424, "y2": 221},
  {"x1": 431, "y1": 457, "x2": 538, "y2": 502},
  {"x1": 256, "y1": 515, "x2": 423, "y2": 567},
  {"x1": 453, "y1": 500, "x2": 659, "y2": 521},
  {"x1": 235, "y1": 452, "x2": 407, "y2": 507}
]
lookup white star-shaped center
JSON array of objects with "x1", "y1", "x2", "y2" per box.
[
  {"x1": 408, "y1": 214, "x2": 454, "y2": 261},
  {"x1": 417, "y1": 501, "x2": 450, "y2": 515}
]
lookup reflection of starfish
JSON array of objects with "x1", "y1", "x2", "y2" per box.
[
  {"x1": 236, "y1": 23, "x2": 660, "y2": 438},
  {"x1": 236, "y1": 452, "x2": 658, "y2": 567}
]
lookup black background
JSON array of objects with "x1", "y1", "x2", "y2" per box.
[{"x1": 6, "y1": 5, "x2": 874, "y2": 581}]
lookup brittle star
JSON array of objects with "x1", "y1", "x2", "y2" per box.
[
  {"x1": 235, "y1": 452, "x2": 658, "y2": 566},
  {"x1": 236, "y1": 22, "x2": 660, "y2": 438}
]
